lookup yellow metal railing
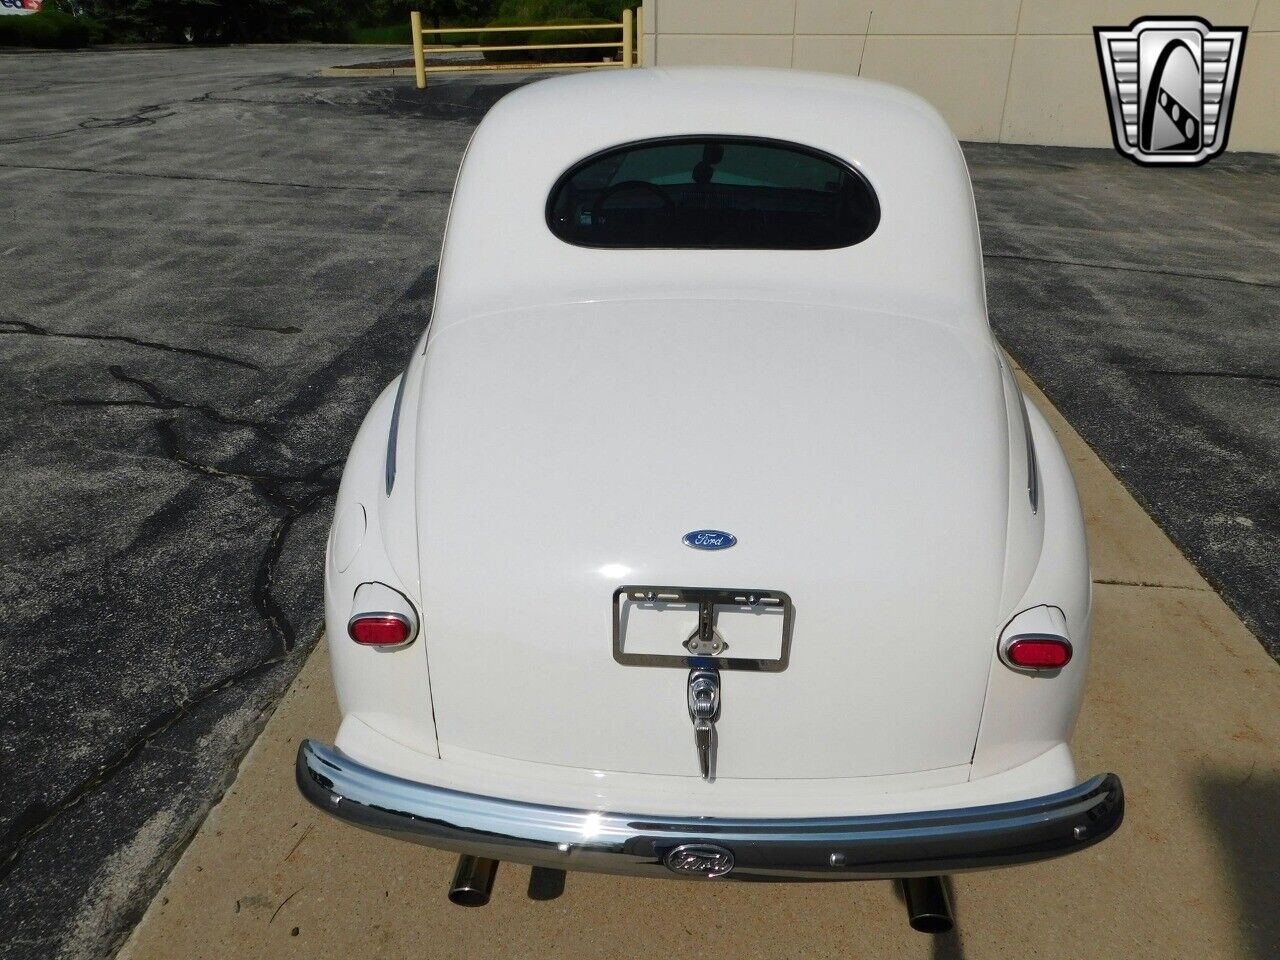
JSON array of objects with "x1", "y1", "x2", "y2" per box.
[{"x1": 409, "y1": 8, "x2": 641, "y2": 88}]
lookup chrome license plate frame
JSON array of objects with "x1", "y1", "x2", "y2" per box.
[{"x1": 612, "y1": 585, "x2": 794, "y2": 672}]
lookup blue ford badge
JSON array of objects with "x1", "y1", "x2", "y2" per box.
[{"x1": 683, "y1": 530, "x2": 737, "y2": 550}]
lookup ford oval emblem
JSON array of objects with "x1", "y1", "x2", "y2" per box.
[
  {"x1": 664, "y1": 843, "x2": 735, "y2": 878},
  {"x1": 683, "y1": 530, "x2": 737, "y2": 551}
]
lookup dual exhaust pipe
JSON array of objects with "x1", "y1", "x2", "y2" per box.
[
  {"x1": 448, "y1": 855, "x2": 500, "y2": 907},
  {"x1": 900, "y1": 876, "x2": 954, "y2": 933},
  {"x1": 447, "y1": 857, "x2": 569, "y2": 907},
  {"x1": 449, "y1": 854, "x2": 954, "y2": 935}
]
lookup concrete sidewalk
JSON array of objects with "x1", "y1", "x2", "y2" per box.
[{"x1": 118, "y1": 371, "x2": 1280, "y2": 960}]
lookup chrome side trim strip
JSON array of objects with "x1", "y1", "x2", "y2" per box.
[
  {"x1": 1017, "y1": 391, "x2": 1040, "y2": 514},
  {"x1": 384, "y1": 373, "x2": 407, "y2": 496},
  {"x1": 297, "y1": 740, "x2": 1123, "y2": 881}
]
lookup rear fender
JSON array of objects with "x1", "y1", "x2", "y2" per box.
[
  {"x1": 971, "y1": 396, "x2": 1091, "y2": 779},
  {"x1": 325, "y1": 370, "x2": 438, "y2": 757}
]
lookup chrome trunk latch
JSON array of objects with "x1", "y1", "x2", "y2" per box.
[{"x1": 687, "y1": 667, "x2": 721, "y2": 781}]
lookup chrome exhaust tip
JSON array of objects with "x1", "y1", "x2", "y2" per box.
[
  {"x1": 448, "y1": 855, "x2": 499, "y2": 907},
  {"x1": 901, "y1": 876, "x2": 954, "y2": 933}
]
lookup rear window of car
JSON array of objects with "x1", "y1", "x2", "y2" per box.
[{"x1": 546, "y1": 136, "x2": 879, "y2": 250}]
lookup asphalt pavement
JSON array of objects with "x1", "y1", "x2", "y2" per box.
[
  {"x1": 0, "y1": 46, "x2": 1276, "y2": 960},
  {"x1": 971, "y1": 141, "x2": 1280, "y2": 659},
  {"x1": 0, "y1": 47, "x2": 523, "y2": 960}
]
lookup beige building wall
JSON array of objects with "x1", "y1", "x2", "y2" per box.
[{"x1": 640, "y1": 1, "x2": 1278, "y2": 153}]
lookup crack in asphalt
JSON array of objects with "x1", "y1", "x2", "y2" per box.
[
  {"x1": 1139, "y1": 368, "x2": 1280, "y2": 386},
  {"x1": 0, "y1": 73, "x2": 299, "y2": 146},
  {"x1": 239, "y1": 323, "x2": 302, "y2": 335},
  {"x1": 0, "y1": 161, "x2": 454, "y2": 195},
  {"x1": 985, "y1": 251, "x2": 1280, "y2": 290},
  {"x1": 1093, "y1": 577, "x2": 1208, "y2": 591},
  {"x1": 0, "y1": 100, "x2": 175, "y2": 144},
  {"x1": 150, "y1": 406, "x2": 341, "y2": 656},
  {"x1": 0, "y1": 367, "x2": 339, "y2": 886},
  {"x1": 79, "y1": 103, "x2": 176, "y2": 131},
  {"x1": 0, "y1": 638, "x2": 304, "y2": 888},
  {"x1": 0, "y1": 319, "x2": 261, "y2": 371},
  {"x1": 62, "y1": 365, "x2": 286, "y2": 444}
]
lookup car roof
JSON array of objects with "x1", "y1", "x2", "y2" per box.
[{"x1": 430, "y1": 67, "x2": 987, "y2": 336}]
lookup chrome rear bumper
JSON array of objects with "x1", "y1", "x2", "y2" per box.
[{"x1": 297, "y1": 740, "x2": 1123, "y2": 880}]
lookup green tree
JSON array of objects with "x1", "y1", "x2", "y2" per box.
[
  {"x1": 76, "y1": 0, "x2": 375, "y2": 43},
  {"x1": 367, "y1": 0, "x2": 496, "y2": 30}
]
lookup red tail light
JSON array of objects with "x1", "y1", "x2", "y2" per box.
[
  {"x1": 1004, "y1": 635, "x2": 1072, "y2": 670},
  {"x1": 348, "y1": 614, "x2": 412, "y2": 647}
]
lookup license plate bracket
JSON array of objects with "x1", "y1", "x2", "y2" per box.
[{"x1": 612, "y1": 585, "x2": 794, "y2": 672}]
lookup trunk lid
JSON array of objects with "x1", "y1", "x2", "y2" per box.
[{"x1": 417, "y1": 299, "x2": 1009, "y2": 779}]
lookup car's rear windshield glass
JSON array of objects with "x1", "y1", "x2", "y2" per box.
[{"x1": 546, "y1": 136, "x2": 878, "y2": 249}]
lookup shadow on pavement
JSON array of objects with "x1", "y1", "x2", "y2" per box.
[
  {"x1": 931, "y1": 875, "x2": 965, "y2": 960},
  {"x1": 1199, "y1": 771, "x2": 1280, "y2": 959},
  {"x1": 526, "y1": 866, "x2": 567, "y2": 901}
]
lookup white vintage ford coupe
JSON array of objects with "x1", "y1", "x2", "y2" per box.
[{"x1": 298, "y1": 67, "x2": 1122, "y2": 930}]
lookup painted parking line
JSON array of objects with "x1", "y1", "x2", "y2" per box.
[{"x1": 118, "y1": 372, "x2": 1280, "y2": 960}]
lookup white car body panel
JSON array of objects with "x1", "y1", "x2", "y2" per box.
[
  {"x1": 334, "y1": 712, "x2": 1080, "y2": 818},
  {"x1": 310, "y1": 69, "x2": 1113, "y2": 865},
  {"x1": 417, "y1": 298, "x2": 1008, "y2": 777}
]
